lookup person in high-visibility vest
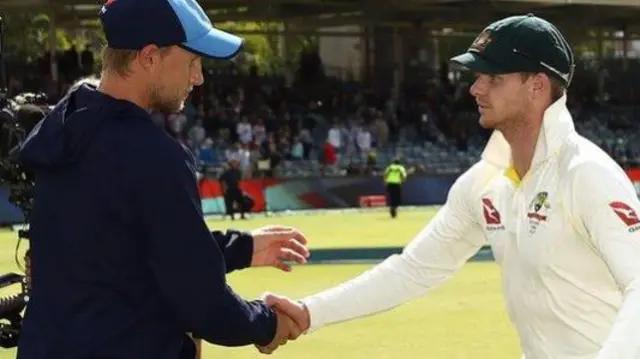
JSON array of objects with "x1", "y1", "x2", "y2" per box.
[{"x1": 383, "y1": 158, "x2": 407, "y2": 218}]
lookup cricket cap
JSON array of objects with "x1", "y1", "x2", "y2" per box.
[
  {"x1": 450, "y1": 14, "x2": 575, "y2": 87},
  {"x1": 99, "y1": 0, "x2": 243, "y2": 60}
]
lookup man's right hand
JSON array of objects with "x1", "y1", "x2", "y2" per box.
[
  {"x1": 263, "y1": 293, "x2": 311, "y2": 333},
  {"x1": 256, "y1": 306, "x2": 303, "y2": 354}
]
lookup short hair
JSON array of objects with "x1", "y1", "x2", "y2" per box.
[
  {"x1": 100, "y1": 46, "x2": 172, "y2": 78},
  {"x1": 520, "y1": 72, "x2": 566, "y2": 103},
  {"x1": 101, "y1": 47, "x2": 138, "y2": 78}
]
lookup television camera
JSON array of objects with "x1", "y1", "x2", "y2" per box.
[{"x1": 0, "y1": 90, "x2": 49, "y2": 348}]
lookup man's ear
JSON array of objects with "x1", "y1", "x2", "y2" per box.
[
  {"x1": 137, "y1": 44, "x2": 164, "y2": 72},
  {"x1": 529, "y1": 73, "x2": 546, "y2": 98}
]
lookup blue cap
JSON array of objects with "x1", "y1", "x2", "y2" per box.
[{"x1": 99, "y1": 0, "x2": 243, "y2": 60}]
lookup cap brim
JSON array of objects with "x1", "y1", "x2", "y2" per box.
[
  {"x1": 182, "y1": 27, "x2": 244, "y2": 60},
  {"x1": 450, "y1": 52, "x2": 506, "y2": 74}
]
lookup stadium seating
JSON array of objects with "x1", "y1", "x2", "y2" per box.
[{"x1": 202, "y1": 104, "x2": 640, "y2": 178}]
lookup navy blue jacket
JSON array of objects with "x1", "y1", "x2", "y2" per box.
[{"x1": 16, "y1": 84, "x2": 277, "y2": 359}]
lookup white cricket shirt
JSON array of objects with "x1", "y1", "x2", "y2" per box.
[{"x1": 302, "y1": 95, "x2": 640, "y2": 359}]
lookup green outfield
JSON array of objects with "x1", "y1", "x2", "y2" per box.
[
  {"x1": 205, "y1": 208, "x2": 439, "y2": 249},
  {"x1": 0, "y1": 209, "x2": 521, "y2": 358}
]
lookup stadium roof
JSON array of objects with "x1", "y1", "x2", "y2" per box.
[{"x1": 2, "y1": 0, "x2": 640, "y2": 32}]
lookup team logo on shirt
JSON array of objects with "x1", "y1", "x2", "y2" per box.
[
  {"x1": 527, "y1": 192, "x2": 550, "y2": 222},
  {"x1": 527, "y1": 192, "x2": 551, "y2": 235},
  {"x1": 609, "y1": 201, "x2": 640, "y2": 232},
  {"x1": 482, "y1": 198, "x2": 504, "y2": 230}
]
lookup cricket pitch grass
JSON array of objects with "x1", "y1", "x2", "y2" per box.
[{"x1": 0, "y1": 209, "x2": 521, "y2": 358}]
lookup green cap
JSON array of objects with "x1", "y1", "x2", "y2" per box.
[{"x1": 450, "y1": 14, "x2": 575, "y2": 87}]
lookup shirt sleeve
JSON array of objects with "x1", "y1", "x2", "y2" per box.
[
  {"x1": 211, "y1": 230, "x2": 253, "y2": 273},
  {"x1": 301, "y1": 165, "x2": 487, "y2": 332},
  {"x1": 569, "y1": 162, "x2": 640, "y2": 359}
]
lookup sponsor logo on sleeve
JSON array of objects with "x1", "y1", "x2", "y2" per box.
[
  {"x1": 610, "y1": 201, "x2": 640, "y2": 232},
  {"x1": 482, "y1": 198, "x2": 505, "y2": 231}
]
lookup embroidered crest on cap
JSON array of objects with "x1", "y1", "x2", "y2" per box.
[{"x1": 471, "y1": 30, "x2": 492, "y2": 52}]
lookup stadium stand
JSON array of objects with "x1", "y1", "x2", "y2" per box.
[
  {"x1": 3, "y1": 9, "x2": 640, "y2": 181},
  {"x1": 151, "y1": 62, "x2": 640, "y2": 179}
]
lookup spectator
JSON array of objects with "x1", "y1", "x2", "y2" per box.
[
  {"x1": 290, "y1": 137, "x2": 304, "y2": 160},
  {"x1": 239, "y1": 143, "x2": 253, "y2": 178},
  {"x1": 167, "y1": 112, "x2": 187, "y2": 136},
  {"x1": 321, "y1": 140, "x2": 337, "y2": 174},
  {"x1": 188, "y1": 118, "x2": 207, "y2": 150},
  {"x1": 371, "y1": 111, "x2": 389, "y2": 146},
  {"x1": 195, "y1": 103, "x2": 206, "y2": 119},
  {"x1": 266, "y1": 141, "x2": 283, "y2": 177},
  {"x1": 236, "y1": 116, "x2": 253, "y2": 144},
  {"x1": 249, "y1": 141, "x2": 262, "y2": 171},
  {"x1": 226, "y1": 142, "x2": 245, "y2": 163},
  {"x1": 327, "y1": 121, "x2": 341, "y2": 151},
  {"x1": 198, "y1": 138, "x2": 216, "y2": 165},
  {"x1": 343, "y1": 117, "x2": 358, "y2": 157},
  {"x1": 356, "y1": 126, "x2": 372, "y2": 160},
  {"x1": 253, "y1": 117, "x2": 267, "y2": 145},
  {"x1": 298, "y1": 127, "x2": 313, "y2": 159}
]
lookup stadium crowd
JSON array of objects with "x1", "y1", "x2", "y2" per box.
[
  {"x1": 158, "y1": 58, "x2": 640, "y2": 179},
  {"x1": 6, "y1": 47, "x2": 640, "y2": 179}
]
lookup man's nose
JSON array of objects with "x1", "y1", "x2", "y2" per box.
[
  {"x1": 193, "y1": 70, "x2": 204, "y2": 86},
  {"x1": 469, "y1": 78, "x2": 482, "y2": 97},
  {"x1": 192, "y1": 64, "x2": 204, "y2": 86}
]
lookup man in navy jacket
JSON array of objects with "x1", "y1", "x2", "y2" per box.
[{"x1": 15, "y1": 0, "x2": 309, "y2": 358}]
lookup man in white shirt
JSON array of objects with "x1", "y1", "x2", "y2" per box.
[
  {"x1": 256, "y1": 14, "x2": 640, "y2": 359},
  {"x1": 356, "y1": 126, "x2": 372, "y2": 159},
  {"x1": 236, "y1": 116, "x2": 253, "y2": 144},
  {"x1": 327, "y1": 122, "x2": 342, "y2": 150}
]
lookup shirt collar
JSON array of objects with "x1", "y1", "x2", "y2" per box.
[{"x1": 481, "y1": 94, "x2": 575, "y2": 169}]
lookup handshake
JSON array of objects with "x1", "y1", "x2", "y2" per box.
[{"x1": 255, "y1": 293, "x2": 311, "y2": 354}]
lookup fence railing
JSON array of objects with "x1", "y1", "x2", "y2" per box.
[{"x1": 199, "y1": 173, "x2": 459, "y2": 215}]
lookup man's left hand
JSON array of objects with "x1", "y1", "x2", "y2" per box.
[{"x1": 250, "y1": 226, "x2": 309, "y2": 271}]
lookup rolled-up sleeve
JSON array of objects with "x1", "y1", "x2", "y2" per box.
[
  {"x1": 570, "y1": 162, "x2": 640, "y2": 359},
  {"x1": 302, "y1": 164, "x2": 487, "y2": 332}
]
